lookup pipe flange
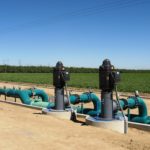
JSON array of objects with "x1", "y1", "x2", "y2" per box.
[
  {"x1": 83, "y1": 92, "x2": 93, "y2": 101},
  {"x1": 128, "y1": 96, "x2": 139, "y2": 108},
  {"x1": 120, "y1": 99, "x2": 128, "y2": 110},
  {"x1": 73, "y1": 94, "x2": 80, "y2": 104}
]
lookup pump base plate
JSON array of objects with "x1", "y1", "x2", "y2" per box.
[
  {"x1": 86, "y1": 116, "x2": 128, "y2": 134},
  {"x1": 42, "y1": 108, "x2": 72, "y2": 120}
]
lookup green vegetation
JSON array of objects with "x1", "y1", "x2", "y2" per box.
[
  {"x1": 0, "y1": 65, "x2": 98, "y2": 73},
  {"x1": 0, "y1": 73, "x2": 150, "y2": 93},
  {"x1": 119, "y1": 73, "x2": 150, "y2": 93},
  {"x1": 1, "y1": 65, "x2": 150, "y2": 73}
]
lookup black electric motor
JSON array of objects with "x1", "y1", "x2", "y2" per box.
[
  {"x1": 53, "y1": 61, "x2": 70, "y2": 88},
  {"x1": 99, "y1": 59, "x2": 120, "y2": 92}
]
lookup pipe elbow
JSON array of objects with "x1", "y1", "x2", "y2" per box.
[
  {"x1": 70, "y1": 94, "x2": 80, "y2": 104},
  {"x1": 15, "y1": 90, "x2": 31, "y2": 105},
  {"x1": 119, "y1": 97, "x2": 148, "y2": 118},
  {"x1": 33, "y1": 89, "x2": 49, "y2": 102},
  {"x1": 137, "y1": 97, "x2": 148, "y2": 117},
  {"x1": 90, "y1": 93, "x2": 101, "y2": 113},
  {"x1": 70, "y1": 93, "x2": 101, "y2": 116}
]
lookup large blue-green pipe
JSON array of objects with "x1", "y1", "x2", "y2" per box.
[
  {"x1": 31, "y1": 89, "x2": 49, "y2": 102},
  {"x1": 30, "y1": 101, "x2": 55, "y2": 108},
  {"x1": 0, "y1": 88, "x2": 52, "y2": 109},
  {"x1": 119, "y1": 97, "x2": 147, "y2": 117},
  {"x1": 118, "y1": 97, "x2": 150, "y2": 124},
  {"x1": 69, "y1": 93, "x2": 101, "y2": 116},
  {"x1": 6, "y1": 89, "x2": 32, "y2": 104},
  {"x1": 1, "y1": 87, "x2": 149, "y2": 124},
  {"x1": 69, "y1": 92, "x2": 150, "y2": 124}
]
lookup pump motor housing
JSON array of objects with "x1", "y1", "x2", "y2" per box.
[
  {"x1": 53, "y1": 61, "x2": 70, "y2": 88},
  {"x1": 99, "y1": 59, "x2": 120, "y2": 91}
]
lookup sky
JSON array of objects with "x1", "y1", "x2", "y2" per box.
[{"x1": 0, "y1": 0, "x2": 150, "y2": 69}]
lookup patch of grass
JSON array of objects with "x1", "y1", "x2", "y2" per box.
[{"x1": 0, "y1": 73, "x2": 150, "y2": 93}]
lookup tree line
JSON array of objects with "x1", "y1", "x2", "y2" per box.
[{"x1": 0, "y1": 65, "x2": 150, "y2": 73}]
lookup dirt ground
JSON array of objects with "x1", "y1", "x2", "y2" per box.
[{"x1": 0, "y1": 82, "x2": 150, "y2": 150}]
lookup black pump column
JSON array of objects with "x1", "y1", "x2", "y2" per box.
[
  {"x1": 99, "y1": 59, "x2": 120, "y2": 120},
  {"x1": 53, "y1": 61, "x2": 70, "y2": 110}
]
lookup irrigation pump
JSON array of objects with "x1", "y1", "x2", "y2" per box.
[
  {"x1": 99, "y1": 59, "x2": 120, "y2": 120},
  {"x1": 53, "y1": 61, "x2": 70, "y2": 110}
]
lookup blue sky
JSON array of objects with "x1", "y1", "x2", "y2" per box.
[{"x1": 0, "y1": 0, "x2": 150, "y2": 69}]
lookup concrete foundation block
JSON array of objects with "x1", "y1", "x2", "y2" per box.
[
  {"x1": 86, "y1": 116, "x2": 128, "y2": 134},
  {"x1": 42, "y1": 108, "x2": 72, "y2": 120}
]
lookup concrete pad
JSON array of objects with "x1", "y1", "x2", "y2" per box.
[
  {"x1": 42, "y1": 108, "x2": 72, "y2": 120},
  {"x1": 86, "y1": 116, "x2": 128, "y2": 134}
]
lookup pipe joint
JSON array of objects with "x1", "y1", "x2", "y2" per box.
[
  {"x1": 128, "y1": 96, "x2": 139, "y2": 108},
  {"x1": 73, "y1": 94, "x2": 80, "y2": 104},
  {"x1": 120, "y1": 99, "x2": 128, "y2": 110},
  {"x1": 83, "y1": 92, "x2": 93, "y2": 100}
]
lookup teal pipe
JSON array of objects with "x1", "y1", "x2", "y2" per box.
[
  {"x1": 31, "y1": 89, "x2": 49, "y2": 102},
  {"x1": 0, "y1": 88, "x2": 32, "y2": 104},
  {"x1": 0, "y1": 88, "x2": 53, "y2": 109},
  {"x1": 31, "y1": 101, "x2": 55, "y2": 109},
  {"x1": 70, "y1": 92, "x2": 150, "y2": 124},
  {"x1": 131, "y1": 115, "x2": 150, "y2": 124},
  {"x1": 0, "y1": 88, "x2": 11, "y2": 95},
  {"x1": 119, "y1": 97, "x2": 147, "y2": 117},
  {"x1": 15, "y1": 90, "x2": 32, "y2": 104},
  {"x1": 119, "y1": 97, "x2": 150, "y2": 124},
  {"x1": 70, "y1": 94, "x2": 150, "y2": 124},
  {"x1": 70, "y1": 93, "x2": 101, "y2": 116},
  {"x1": 0, "y1": 88, "x2": 49, "y2": 104},
  {"x1": 1, "y1": 87, "x2": 149, "y2": 124}
]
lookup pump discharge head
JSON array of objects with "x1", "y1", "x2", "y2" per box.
[{"x1": 53, "y1": 61, "x2": 70, "y2": 110}]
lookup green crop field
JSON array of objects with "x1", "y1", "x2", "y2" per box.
[{"x1": 0, "y1": 73, "x2": 150, "y2": 93}]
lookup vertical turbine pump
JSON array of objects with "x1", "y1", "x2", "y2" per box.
[
  {"x1": 99, "y1": 59, "x2": 120, "y2": 120},
  {"x1": 53, "y1": 61, "x2": 70, "y2": 110}
]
